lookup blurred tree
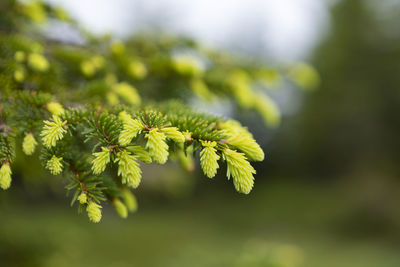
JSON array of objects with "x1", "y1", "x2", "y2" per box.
[{"x1": 276, "y1": 0, "x2": 400, "y2": 178}]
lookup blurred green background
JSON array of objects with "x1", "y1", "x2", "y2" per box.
[{"x1": 1, "y1": 0, "x2": 400, "y2": 266}]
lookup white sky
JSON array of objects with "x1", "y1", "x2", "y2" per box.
[{"x1": 47, "y1": 0, "x2": 329, "y2": 60}]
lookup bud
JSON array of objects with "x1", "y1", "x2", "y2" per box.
[
  {"x1": 113, "y1": 199, "x2": 128, "y2": 218},
  {"x1": 253, "y1": 93, "x2": 281, "y2": 127},
  {"x1": 46, "y1": 155, "x2": 63, "y2": 175},
  {"x1": 190, "y1": 79, "x2": 213, "y2": 101},
  {"x1": 80, "y1": 60, "x2": 96, "y2": 77},
  {"x1": 14, "y1": 51, "x2": 26, "y2": 62},
  {"x1": 28, "y1": 53, "x2": 49, "y2": 72},
  {"x1": 14, "y1": 69, "x2": 25, "y2": 82},
  {"x1": 257, "y1": 68, "x2": 282, "y2": 89},
  {"x1": 78, "y1": 192, "x2": 87, "y2": 204},
  {"x1": 91, "y1": 147, "x2": 111, "y2": 175},
  {"x1": 128, "y1": 60, "x2": 147, "y2": 79},
  {"x1": 172, "y1": 55, "x2": 204, "y2": 77},
  {"x1": 121, "y1": 188, "x2": 138, "y2": 212},
  {"x1": 22, "y1": 133, "x2": 38, "y2": 155},
  {"x1": 110, "y1": 41, "x2": 125, "y2": 55},
  {"x1": 288, "y1": 62, "x2": 320, "y2": 91},
  {"x1": 227, "y1": 70, "x2": 254, "y2": 108},
  {"x1": 118, "y1": 117, "x2": 144, "y2": 146},
  {"x1": 223, "y1": 149, "x2": 256, "y2": 194},
  {"x1": 91, "y1": 56, "x2": 105, "y2": 69},
  {"x1": 87, "y1": 201, "x2": 102, "y2": 223},
  {"x1": 200, "y1": 141, "x2": 220, "y2": 178},
  {"x1": 41, "y1": 115, "x2": 67, "y2": 148},
  {"x1": 0, "y1": 163, "x2": 12, "y2": 190},
  {"x1": 106, "y1": 92, "x2": 119, "y2": 106},
  {"x1": 118, "y1": 111, "x2": 132, "y2": 123},
  {"x1": 160, "y1": 127, "x2": 185, "y2": 143},
  {"x1": 113, "y1": 82, "x2": 141, "y2": 106},
  {"x1": 115, "y1": 150, "x2": 142, "y2": 188},
  {"x1": 54, "y1": 7, "x2": 70, "y2": 21},
  {"x1": 145, "y1": 129, "x2": 169, "y2": 164},
  {"x1": 221, "y1": 121, "x2": 264, "y2": 162},
  {"x1": 21, "y1": 1, "x2": 47, "y2": 24},
  {"x1": 47, "y1": 102, "x2": 65, "y2": 116}
]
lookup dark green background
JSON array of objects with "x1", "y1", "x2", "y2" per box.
[{"x1": 1, "y1": 0, "x2": 400, "y2": 266}]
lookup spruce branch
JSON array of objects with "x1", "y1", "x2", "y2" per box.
[{"x1": 0, "y1": 0, "x2": 318, "y2": 222}]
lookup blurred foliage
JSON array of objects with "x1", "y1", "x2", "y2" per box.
[
  {"x1": 275, "y1": 0, "x2": 400, "y2": 179},
  {"x1": 2, "y1": 179, "x2": 400, "y2": 267},
  {"x1": 7, "y1": 0, "x2": 400, "y2": 266}
]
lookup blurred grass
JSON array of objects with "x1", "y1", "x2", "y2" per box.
[{"x1": 1, "y1": 177, "x2": 400, "y2": 267}]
